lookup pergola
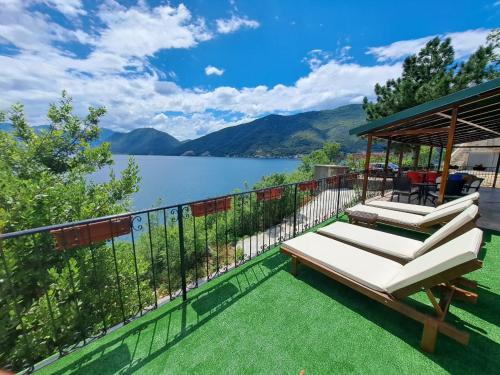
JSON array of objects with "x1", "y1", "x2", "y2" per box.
[{"x1": 350, "y1": 77, "x2": 500, "y2": 204}]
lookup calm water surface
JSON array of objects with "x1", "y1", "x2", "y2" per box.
[{"x1": 91, "y1": 155, "x2": 299, "y2": 210}]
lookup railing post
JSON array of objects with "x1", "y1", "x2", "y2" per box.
[
  {"x1": 292, "y1": 184, "x2": 298, "y2": 238},
  {"x1": 177, "y1": 205, "x2": 188, "y2": 301},
  {"x1": 335, "y1": 174, "x2": 342, "y2": 219},
  {"x1": 493, "y1": 153, "x2": 500, "y2": 189}
]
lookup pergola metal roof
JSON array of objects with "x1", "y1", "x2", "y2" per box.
[{"x1": 350, "y1": 78, "x2": 500, "y2": 146}]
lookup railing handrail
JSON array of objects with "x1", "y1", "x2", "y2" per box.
[{"x1": 0, "y1": 172, "x2": 362, "y2": 240}]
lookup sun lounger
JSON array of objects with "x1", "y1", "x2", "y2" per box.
[
  {"x1": 346, "y1": 199, "x2": 474, "y2": 232},
  {"x1": 365, "y1": 192, "x2": 479, "y2": 215},
  {"x1": 318, "y1": 205, "x2": 479, "y2": 262},
  {"x1": 280, "y1": 228, "x2": 483, "y2": 352}
]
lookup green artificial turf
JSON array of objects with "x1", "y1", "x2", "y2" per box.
[{"x1": 39, "y1": 223, "x2": 500, "y2": 375}]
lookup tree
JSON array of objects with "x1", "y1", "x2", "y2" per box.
[
  {"x1": 363, "y1": 30, "x2": 499, "y2": 121},
  {"x1": 298, "y1": 142, "x2": 341, "y2": 176},
  {"x1": 0, "y1": 93, "x2": 141, "y2": 369}
]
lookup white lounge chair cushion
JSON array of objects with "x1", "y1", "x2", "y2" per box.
[
  {"x1": 416, "y1": 205, "x2": 479, "y2": 256},
  {"x1": 319, "y1": 205, "x2": 479, "y2": 261},
  {"x1": 435, "y1": 192, "x2": 479, "y2": 211},
  {"x1": 347, "y1": 204, "x2": 422, "y2": 226},
  {"x1": 365, "y1": 192, "x2": 479, "y2": 216},
  {"x1": 317, "y1": 221, "x2": 423, "y2": 261},
  {"x1": 366, "y1": 200, "x2": 435, "y2": 215},
  {"x1": 384, "y1": 228, "x2": 483, "y2": 293},
  {"x1": 417, "y1": 200, "x2": 473, "y2": 225},
  {"x1": 282, "y1": 232, "x2": 402, "y2": 291}
]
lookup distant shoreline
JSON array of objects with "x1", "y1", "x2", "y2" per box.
[{"x1": 111, "y1": 153, "x2": 300, "y2": 161}]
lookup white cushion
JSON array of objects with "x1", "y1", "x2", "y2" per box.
[
  {"x1": 366, "y1": 200, "x2": 435, "y2": 215},
  {"x1": 435, "y1": 192, "x2": 480, "y2": 211},
  {"x1": 282, "y1": 232, "x2": 402, "y2": 291},
  {"x1": 418, "y1": 200, "x2": 473, "y2": 225},
  {"x1": 384, "y1": 228, "x2": 483, "y2": 293},
  {"x1": 347, "y1": 204, "x2": 423, "y2": 226},
  {"x1": 416, "y1": 205, "x2": 479, "y2": 256},
  {"x1": 318, "y1": 221, "x2": 422, "y2": 261}
]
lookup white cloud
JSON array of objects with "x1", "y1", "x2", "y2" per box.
[
  {"x1": 1, "y1": 2, "x2": 489, "y2": 141},
  {"x1": 216, "y1": 15, "x2": 259, "y2": 34},
  {"x1": 37, "y1": 0, "x2": 86, "y2": 17},
  {"x1": 367, "y1": 28, "x2": 491, "y2": 62},
  {"x1": 302, "y1": 49, "x2": 332, "y2": 70},
  {"x1": 96, "y1": 2, "x2": 212, "y2": 58},
  {"x1": 205, "y1": 65, "x2": 225, "y2": 76}
]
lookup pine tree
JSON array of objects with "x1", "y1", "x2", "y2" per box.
[{"x1": 363, "y1": 30, "x2": 499, "y2": 121}]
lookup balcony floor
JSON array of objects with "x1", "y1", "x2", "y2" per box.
[{"x1": 39, "y1": 218, "x2": 500, "y2": 375}]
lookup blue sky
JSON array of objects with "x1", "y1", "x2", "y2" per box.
[{"x1": 0, "y1": 0, "x2": 498, "y2": 140}]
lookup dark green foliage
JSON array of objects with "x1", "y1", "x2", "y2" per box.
[
  {"x1": 363, "y1": 32, "x2": 499, "y2": 121},
  {"x1": 174, "y1": 104, "x2": 367, "y2": 157},
  {"x1": 0, "y1": 93, "x2": 142, "y2": 370}
]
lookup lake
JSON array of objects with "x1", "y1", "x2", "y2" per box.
[{"x1": 91, "y1": 155, "x2": 300, "y2": 210}]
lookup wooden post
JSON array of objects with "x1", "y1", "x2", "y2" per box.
[
  {"x1": 427, "y1": 146, "x2": 433, "y2": 170},
  {"x1": 493, "y1": 153, "x2": 500, "y2": 189},
  {"x1": 412, "y1": 145, "x2": 421, "y2": 169},
  {"x1": 361, "y1": 135, "x2": 373, "y2": 203},
  {"x1": 438, "y1": 107, "x2": 458, "y2": 205},
  {"x1": 437, "y1": 147, "x2": 444, "y2": 172},
  {"x1": 381, "y1": 138, "x2": 392, "y2": 196},
  {"x1": 398, "y1": 148, "x2": 404, "y2": 176}
]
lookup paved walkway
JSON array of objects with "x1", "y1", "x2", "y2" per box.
[
  {"x1": 237, "y1": 188, "x2": 359, "y2": 257},
  {"x1": 475, "y1": 188, "x2": 500, "y2": 231}
]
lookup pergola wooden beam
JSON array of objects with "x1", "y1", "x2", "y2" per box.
[
  {"x1": 373, "y1": 127, "x2": 449, "y2": 137},
  {"x1": 361, "y1": 135, "x2": 373, "y2": 203},
  {"x1": 436, "y1": 112, "x2": 500, "y2": 137},
  {"x1": 438, "y1": 107, "x2": 458, "y2": 204},
  {"x1": 382, "y1": 138, "x2": 392, "y2": 196}
]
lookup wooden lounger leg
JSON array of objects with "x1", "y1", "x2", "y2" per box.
[
  {"x1": 291, "y1": 256, "x2": 299, "y2": 276},
  {"x1": 433, "y1": 284, "x2": 478, "y2": 304},
  {"x1": 421, "y1": 318, "x2": 439, "y2": 353}
]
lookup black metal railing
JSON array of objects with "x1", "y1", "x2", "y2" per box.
[{"x1": 0, "y1": 171, "x2": 381, "y2": 372}]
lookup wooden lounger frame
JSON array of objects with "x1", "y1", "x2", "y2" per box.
[{"x1": 280, "y1": 245, "x2": 482, "y2": 353}]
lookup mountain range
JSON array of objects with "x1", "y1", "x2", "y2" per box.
[{"x1": 1, "y1": 104, "x2": 369, "y2": 156}]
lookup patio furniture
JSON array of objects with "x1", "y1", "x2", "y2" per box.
[
  {"x1": 346, "y1": 200, "x2": 474, "y2": 232},
  {"x1": 412, "y1": 181, "x2": 437, "y2": 204},
  {"x1": 366, "y1": 192, "x2": 479, "y2": 215},
  {"x1": 463, "y1": 178, "x2": 484, "y2": 194},
  {"x1": 347, "y1": 211, "x2": 378, "y2": 228},
  {"x1": 425, "y1": 179, "x2": 465, "y2": 205},
  {"x1": 318, "y1": 205, "x2": 479, "y2": 262},
  {"x1": 425, "y1": 171, "x2": 439, "y2": 184},
  {"x1": 280, "y1": 228, "x2": 483, "y2": 352},
  {"x1": 407, "y1": 171, "x2": 424, "y2": 184},
  {"x1": 391, "y1": 176, "x2": 419, "y2": 203}
]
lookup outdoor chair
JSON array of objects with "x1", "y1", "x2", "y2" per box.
[
  {"x1": 463, "y1": 178, "x2": 483, "y2": 194},
  {"x1": 425, "y1": 171, "x2": 439, "y2": 184},
  {"x1": 425, "y1": 179, "x2": 465, "y2": 205},
  {"x1": 346, "y1": 199, "x2": 474, "y2": 232},
  {"x1": 318, "y1": 205, "x2": 479, "y2": 262},
  {"x1": 390, "y1": 176, "x2": 419, "y2": 203},
  {"x1": 366, "y1": 192, "x2": 479, "y2": 215},
  {"x1": 280, "y1": 228, "x2": 483, "y2": 353}
]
